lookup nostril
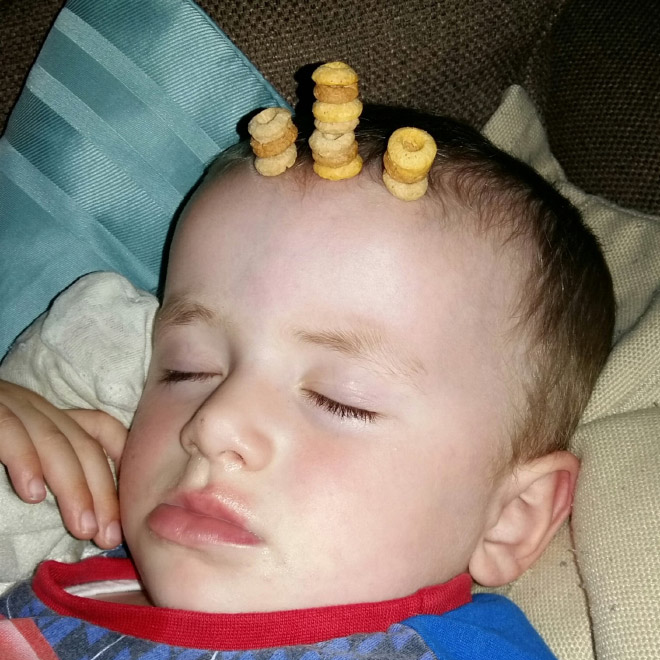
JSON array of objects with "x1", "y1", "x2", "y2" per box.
[
  {"x1": 180, "y1": 417, "x2": 202, "y2": 455},
  {"x1": 218, "y1": 450, "x2": 246, "y2": 471}
]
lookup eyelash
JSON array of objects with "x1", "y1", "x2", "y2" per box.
[
  {"x1": 161, "y1": 372, "x2": 378, "y2": 423},
  {"x1": 303, "y1": 390, "x2": 378, "y2": 423},
  {"x1": 161, "y1": 370, "x2": 216, "y2": 384}
]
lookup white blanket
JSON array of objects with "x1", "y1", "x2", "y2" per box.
[{"x1": 0, "y1": 271, "x2": 157, "y2": 592}]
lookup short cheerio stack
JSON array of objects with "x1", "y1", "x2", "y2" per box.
[
  {"x1": 382, "y1": 127, "x2": 437, "y2": 201},
  {"x1": 248, "y1": 107, "x2": 298, "y2": 176},
  {"x1": 310, "y1": 62, "x2": 363, "y2": 180}
]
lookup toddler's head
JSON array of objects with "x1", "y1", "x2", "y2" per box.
[{"x1": 118, "y1": 106, "x2": 614, "y2": 613}]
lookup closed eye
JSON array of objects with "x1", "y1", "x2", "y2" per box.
[
  {"x1": 161, "y1": 370, "x2": 217, "y2": 384},
  {"x1": 303, "y1": 390, "x2": 378, "y2": 423}
]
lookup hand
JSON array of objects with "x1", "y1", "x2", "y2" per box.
[{"x1": 0, "y1": 380, "x2": 127, "y2": 549}]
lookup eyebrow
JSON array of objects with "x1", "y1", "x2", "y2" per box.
[
  {"x1": 295, "y1": 327, "x2": 426, "y2": 384},
  {"x1": 155, "y1": 297, "x2": 219, "y2": 332},
  {"x1": 155, "y1": 300, "x2": 425, "y2": 384}
]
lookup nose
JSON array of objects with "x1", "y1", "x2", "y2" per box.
[{"x1": 180, "y1": 374, "x2": 275, "y2": 472}]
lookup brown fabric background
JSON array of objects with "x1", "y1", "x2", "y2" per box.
[
  {"x1": 1, "y1": 0, "x2": 658, "y2": 215},
  {"x1": 197, "y1": 0, "x2": 566, "y2": 126},
  {"x1": 524, "y1": 1, "x2": 660, "y2": 216},
  {"x1": 0, "y1": 0, "x2": 66, "y2": 125}
]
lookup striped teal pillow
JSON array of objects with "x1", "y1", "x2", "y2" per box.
[{"x1": 0, "y1": 0, "x2": 288, "y2": 357}]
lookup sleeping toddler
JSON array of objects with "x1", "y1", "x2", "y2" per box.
[{"x1": 0, "y1": 103, "x2": 614, "y2": 659}]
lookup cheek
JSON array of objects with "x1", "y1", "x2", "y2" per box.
[
  {"x1": 119, "y1": 394, "x2": 183, "y2": 503},
  {"x1": 301, "y1": 433, "x2": 493, "y2": 546},
  {"x1": 280, "y1": 435, "x2": 490, "y2": 593},
  {"x1": 282, "y1": 434, "x2": 448, "y2": 538}
]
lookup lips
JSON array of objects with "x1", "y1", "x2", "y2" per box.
[{"x1": 147, "y1": 489, "x2": 262, "y2": 548}]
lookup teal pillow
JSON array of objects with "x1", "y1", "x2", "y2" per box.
[{"x1": 0, "y1": 0, "x2": 288, "y2": 357}]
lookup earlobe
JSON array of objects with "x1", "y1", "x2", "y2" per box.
[{"x1": 468, "y1": 450, "x2": 580, "y2": 587}]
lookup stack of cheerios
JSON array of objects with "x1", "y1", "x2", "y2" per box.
[
  {"x1": 382, "y1": 127, "x2": 437, "y2": 201},
  {"x1": 310, "y1": 62, "x2": 363, "y2": 180},
  {"x1": 248, "y1": 107, "x2": 298, "y2": 176}
]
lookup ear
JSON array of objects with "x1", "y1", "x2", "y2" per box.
[{"x1": 468, "y1": 450, "x2": 579, "y2": 587}]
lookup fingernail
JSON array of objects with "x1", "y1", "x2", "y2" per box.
[
  {"x1": 105, "y1": 520, "x2": 122, "y2": 546},
  {"x1": 80, "y1": 510, "x2": 98, "y2": 536},
  {"x1": 27, "y1": 478, "x2": 46, "y2": 501}
]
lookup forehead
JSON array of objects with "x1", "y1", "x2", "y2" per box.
[
  {"x1": 176, "y1": 164, "x2": 513, "y2": 266},
  {"x1": 167, "y1": 166, "x2": 527, "y2": 375}
]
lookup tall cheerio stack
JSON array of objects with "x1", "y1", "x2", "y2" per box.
[{"x1": 310, "y1": 62, "x2": 363, "y2": 180}]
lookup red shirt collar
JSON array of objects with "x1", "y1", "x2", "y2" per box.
[{"x1": 33, "y1": 557, "x2": 471, "y2": 650}]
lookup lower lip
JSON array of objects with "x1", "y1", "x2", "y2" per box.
[{"x1": 147, "y1": 504, "x2": 261, "y2": 548}]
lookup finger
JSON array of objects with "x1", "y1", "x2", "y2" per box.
[
  {"x1": 36, "y1": 410, "x2": 122, "y2": 548},
  {"x1": 15, "y1": 407, "x2": 99, "y2": 540},
  {"x1": 64, "y1": 409, "x2": 127, "y2": 466},
  {"x1": 0, "y1": 401, "x2": 47, "y2": 502},
  {"x1": 64, "y1": 427, "x2": 122, "y2": 549},
  {"x1": 0, "y1": 385, "x2": 122, "y2": 546}
]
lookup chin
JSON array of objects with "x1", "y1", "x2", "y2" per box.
[
  {"x1": 140, "y1": 573, "x2": 232, "y2": 612},
  {"x1": 134, "y1": 556, "x2": 268, "y2": 613}
]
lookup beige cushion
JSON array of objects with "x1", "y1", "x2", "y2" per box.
[{"x1": 482, "y1": 85, "x2": 660, "y2": 660}]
